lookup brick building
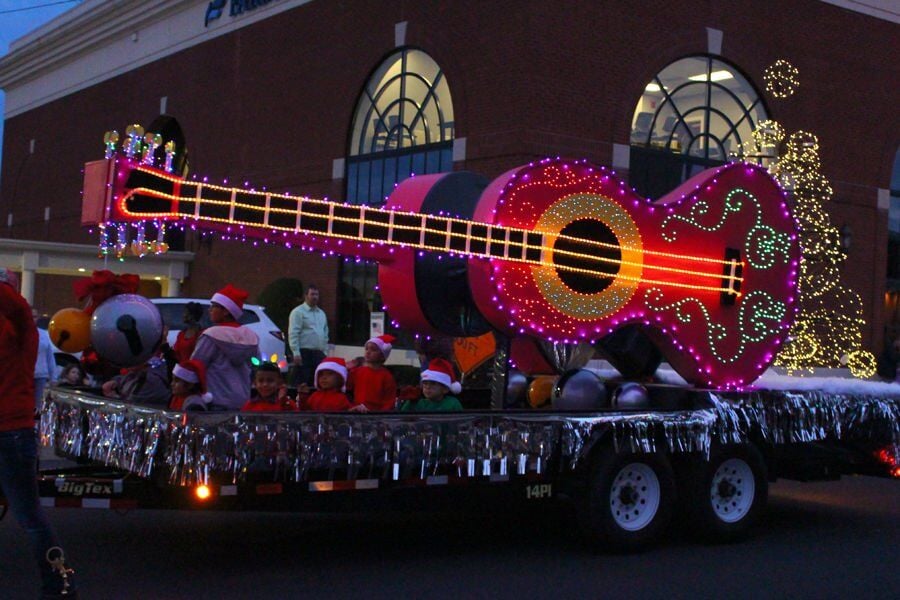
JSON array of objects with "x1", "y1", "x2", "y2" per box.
[{"x1": 1, "y1": 0, "x2": 898, "y2": 359}]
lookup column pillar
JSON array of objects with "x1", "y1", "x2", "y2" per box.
[
  {"x1": 165, "y1": 277, "x2": 181, "y2": 297},
  {"x1": 20, "y1": 268, "x2": 35, "y2": 305}
]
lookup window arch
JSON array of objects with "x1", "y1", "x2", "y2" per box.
[
  {"x1": 345, "y1": 48, "x2": 455, "y2": 205},
  {"x1": 339, "y1": 48, "x2": 455, "y2": 345},
  {"x1": 628, "y1": 55, "x2": 768, "y2": 199}
]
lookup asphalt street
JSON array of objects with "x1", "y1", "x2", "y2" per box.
[{"x1": 1, "y1": 475, "x2": 898, "y2": 599}]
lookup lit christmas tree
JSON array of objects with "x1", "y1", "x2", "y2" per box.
[{"x1": 741, "y1": 61, "x2": 876, "y2": 377}]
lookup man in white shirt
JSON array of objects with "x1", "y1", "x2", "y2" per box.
[{"x1": 288, "y1": 284, "x2": 329, "y2": 387}]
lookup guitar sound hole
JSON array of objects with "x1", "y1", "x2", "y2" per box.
[{"x1": 553, "y1": 219, "x2": 621, "y2": 294}]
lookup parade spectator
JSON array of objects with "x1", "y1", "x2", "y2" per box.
[
  {"x1": 191, "y1": 284, "x2": 260, "y2": 410},
  {"x1": 306, "y1": 357, "x2": 360, "y2": 412},
  {"x1": 173, "y1": 302, "x2": 205, "y2": 363},
  {"x1": 101, "y1": 359, "x2": 170, "y2": 406},
  {"x1": 288, "y1": 284, "x2": 329, "y2": 387},
  {"x1": 242, "y1": 363, "x2": 296, "y2": 412},
  {"x1": 0, "y1": 268, "x2": 77, "y2": 597},
  {"x1": 57, "y1": 363, "x2": 90, "y2": 388},
  {"x1": 169, "y1": 359, "x2": 212, "y2": 412},
  {"x1": 348, "y1": 334, "x2": 398, "y2": 411},
  {"x1": 33, "y1": 310, "x2": 57, "y2": 412},
  {"x1": 399, "y1": 358, "x2": 463, "y2": 412}
]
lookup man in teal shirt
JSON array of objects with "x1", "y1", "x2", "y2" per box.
[{"x1": 288, "y1": 285, "x2": 329, "y2": 387}]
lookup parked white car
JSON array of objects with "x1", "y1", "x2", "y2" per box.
[{"x1": 150, "y1": 298, "x2": 287, "y2": 368}]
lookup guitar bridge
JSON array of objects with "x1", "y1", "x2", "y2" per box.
[{"x1": 720, "y1": 248, "x2": 742, "y2": 306}]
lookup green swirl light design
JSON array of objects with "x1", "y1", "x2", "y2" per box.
[
  {"x1": 661, "y1": 188, "x2": 790, "y2": 270},
  {"x1": 644, "y1": 288, "x2": 786, "y2": 364}
]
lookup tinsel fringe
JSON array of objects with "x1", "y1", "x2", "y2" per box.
[{"x1": 40, "y1": 388, "x2": 899, "y2": 486}]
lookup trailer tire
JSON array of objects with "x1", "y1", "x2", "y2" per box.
[
  {"x1": 687, "y1": 443, "x2": 767, "y2": 542},
  {"x1": 582, "y1": 449, "x2": 676, "y2": 552}
]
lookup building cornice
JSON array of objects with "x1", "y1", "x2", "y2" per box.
[
  {"x1": 0, "y1": 0, "x2": 310, "y2": 118},
  {"x1": 0, "y1": 1, "x2": 194, "y2": 92}
]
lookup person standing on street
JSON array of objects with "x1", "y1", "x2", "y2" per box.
[
  {"x1": 0, "y1": 269, "x2": 77, "y2": 598},
  {"x1": 33, "y1": 309, "x2": 57, "y2": 413},
  {"x1": 288, "y1": 284, "x2": 329, "y2": 387}
]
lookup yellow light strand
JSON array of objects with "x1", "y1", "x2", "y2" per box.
[
  {"x1": 130, "y1": 166, "x2": 744, "y2": 268},
  {"x1": 121, "y1": 187, "x2": 740, "y2": 295}
]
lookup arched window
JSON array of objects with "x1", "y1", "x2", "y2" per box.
[
  {"x1": 339, "y1": 48, "x2": 455, "y2": 345},
  {"x1": 628, "y1": 55, "x2": 768, "y2": 200}
]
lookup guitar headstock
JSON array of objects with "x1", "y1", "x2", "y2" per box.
[{"x1": 82, "y1": 122, "x2": 184, "y2": 258}]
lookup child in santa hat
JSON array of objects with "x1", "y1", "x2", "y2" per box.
[
  {"x1": 242, "y1": 362, "x2": 297, "y2": 412},
  {"x1": 305, "y1": 357, "x2": 367, "y2": 412},
  {"x1": 169, "y1": 359, "x2": 213, "y2": 411},
  {"x1": 399, "y1": 358, "x2": 463, "y2": 412},
  {"x1": 347, "y1": 334, "x2": 398, "y2": 411},
  {"x1": 190, "y1": 284, "x2": 260, "y2": 410}
]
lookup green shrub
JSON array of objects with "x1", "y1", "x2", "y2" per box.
[{"x1": 256, "y1": 277, "x2": 304, "y2": 333}]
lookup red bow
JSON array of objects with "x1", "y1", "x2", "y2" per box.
[{"x1": 73, "y1": 269, "x2": 140, "y2": 313}]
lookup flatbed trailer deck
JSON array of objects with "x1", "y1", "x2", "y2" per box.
[{"x1": 6, "y1": 384, "x2": 896, "y2": 551}]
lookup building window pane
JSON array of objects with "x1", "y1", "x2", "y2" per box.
[
  {"x1": 629, "y1": 55, "x2": 768, "y2": 199},
  {"x1": 341, "y1": 48, "x2": 455, "y2": 346}
]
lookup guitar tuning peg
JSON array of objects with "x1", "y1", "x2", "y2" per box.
[
  {"x1": 163, "y1": 141, "x2": 176, "y2": 173},
  {"x1": 124, "y1": 124, "x2": 145, "y2": 158},
  {"x1": 103, "y1": 130, "x2": 119, "y2": 158},
  {"x1": 141, "y1": 133, "x2": 162, "y2": 165}
]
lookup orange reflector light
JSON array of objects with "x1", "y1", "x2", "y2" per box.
[
  {"x1": 195, "y1": 484, "x2": 212, "y2": 500},
  {"x1": 873, "y1": 445, "x2": 900, "y2": 478}
]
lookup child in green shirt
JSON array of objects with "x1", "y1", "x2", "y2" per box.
[{"x1": 399, "y1": 358, "x2": 463, "y2": 412}]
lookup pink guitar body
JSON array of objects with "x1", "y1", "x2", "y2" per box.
[{"x1": 387, "y1": 159, "x2": 799, "y2": 389}]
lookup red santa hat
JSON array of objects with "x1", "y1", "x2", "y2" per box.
[
  {"x1": 366, "y1": 334, "x2": 396, "y2": 360},
  {"x1": 315, "y1": 357, "x2": 348, "y2": 392},
  {"x1": 172, "y1": 359, "x2": 207, "y2": 394},
  {"x1": 211, "y1": 283, "x2": 248, "y2": 320},
  {"x1": 421, "y1": 358, "x2": 461, "y2": 394}
]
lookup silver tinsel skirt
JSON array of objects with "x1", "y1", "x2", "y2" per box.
[{"x1": 39, "y1": 388, "x2": 899, "y2": 487}]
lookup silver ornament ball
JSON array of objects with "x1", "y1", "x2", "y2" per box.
[{"x1": 90, "y1": 294, "x2": 164, "y2": 367}]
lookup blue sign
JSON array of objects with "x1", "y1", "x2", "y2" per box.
[{"x1": 205, "y1": 0, "x2": 281, "y2": 27}]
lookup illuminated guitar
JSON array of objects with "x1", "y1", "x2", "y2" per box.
[{"x1": 82, "y1": 146, "x2": 799, "y2": 389}]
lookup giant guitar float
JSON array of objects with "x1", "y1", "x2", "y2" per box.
[{"x1": 82, "y1": 136, "x2": 799, "y2": 389}]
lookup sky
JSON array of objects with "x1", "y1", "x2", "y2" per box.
[{"x1": 0, "y1": 0, "x2": 81, "y2": 176}]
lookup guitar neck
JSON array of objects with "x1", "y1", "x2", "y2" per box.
[{"x1": 121, "y1": 166, "x2": 546, "y2": 265}]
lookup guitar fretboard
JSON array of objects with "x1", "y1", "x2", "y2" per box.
[{"x1": 119, "y1": 165, "x2": 742, "y2": 293}]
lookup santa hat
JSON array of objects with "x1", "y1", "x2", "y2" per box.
[
  {"x1": 315, "y1": 357, "x2": 348, "y2": 391},
  {"x1": 210, "y1": 284, "x2": 248, "y2": 320},
  {"x1": 172, "y1": 359, "x2": 207, "y2": 394},
  {"x1": 366, "y1": 334, "x2": 396, "y2": 360},
  {"x1": 421, "y1": 358, "x2": 461, "y2": 394}
]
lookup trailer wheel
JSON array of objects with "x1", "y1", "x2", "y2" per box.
[
  {"x1": 582, "y1": 449, "x2": 676, "y2": 552},
  {"x1": 687, "y1": 443, "x2": 767, "y2": 542}
]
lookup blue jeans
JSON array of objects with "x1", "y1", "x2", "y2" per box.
[
  {"x1": 0, "y1": 428, "x2": 76, "y2": 596},
  {"x1": 35, "y1": 377, "x2": 49, "y2": 412}
]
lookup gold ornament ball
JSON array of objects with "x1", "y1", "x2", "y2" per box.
[{"x1": 48, "y1": 307, "x2": 92, "y2": 353}]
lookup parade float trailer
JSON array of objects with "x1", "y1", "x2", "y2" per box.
[{"x1": 9, "y1": 130, "x2": 899, "y2": 552}]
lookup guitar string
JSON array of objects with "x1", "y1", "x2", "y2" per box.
[
  {"x1": 125, "y1": 183, "x2": 743, "y2": 284},
  {"x1": 129, "y1": 166, "x2": 742, "y2": 268},
  {"x1": 122, "y1": 187, "x2": 742, "y2": 295}
]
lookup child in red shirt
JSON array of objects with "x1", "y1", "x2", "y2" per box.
[
  {"x1": 305, "y1": 357, "x2": 365, "y2": 412},
  {"x1": 169, "y1": 359, "x2": 212, "y2": 411},
  {"x1": 242, "y1": 362, "x2": 297, "y2": 412},
  {"x1": 348, "y1": 334, "x2": 398, "y2": 411}
]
